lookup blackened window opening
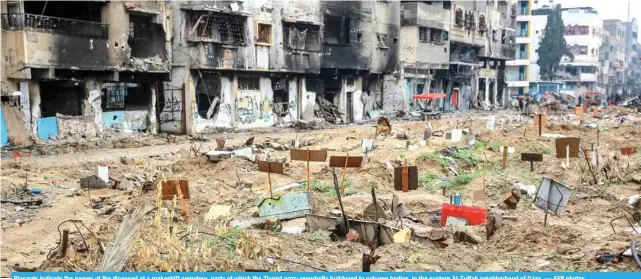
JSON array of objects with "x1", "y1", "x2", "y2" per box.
[
  {"x1": 238, "y1": 76, "x2": 260, "y2": 90},
  {"x1": 196, "y1": 74, "x2": 222, "y2": 119},
  {"x1": 40, "y1": 81, "x2": 83, "y2": 117},
  {"x1": 129, "y1": 14, "x2": 154, "y2": 41},
  {"x1": 419, "y1": 27, "x2": 429, "y2": 43},
  {"x1": 272, "y1": 78, "x2": 289, "y2": 116},
  {"x1": 185, "y1": 12, "x2": 247, "y2": 45},
  {"x1": 23, "y1": 1, "x2": 102, "y2": 22},
  {"x1": 283, "y1": 22, "x2": 321, "y2": 51},
  {"x1": 324, "y1": 15, "x2": 350, "y2": 45},
  {"x1": 102, "y1": 83, "x2": 150, "y2": 111}
]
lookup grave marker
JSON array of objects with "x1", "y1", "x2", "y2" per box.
[
  {"x1": 393, "y1": 166, "x2": 418, "y2": 192},
  {"x1": 521, "y1": 152, "x2": 543, "y2": 171},
  {"x1": 329, "y1": 155, "x2": 364, "y2": 197},
  {"x1": 257, "y1": 161, "x2": 285, "y2": 198},
  {"x1": 555, "y1": 138, "x2": 580, "y2": 166},
  {"x1": 291, "y1": 149, "x2": 328, "y2": 192},
  {"x1": 162, "y1": 179, "x2": 191, "y2": 222}
]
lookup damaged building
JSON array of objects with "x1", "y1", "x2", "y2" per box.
[
  {"x1": 1, "y1": 1, "x2": 173, "y2": 146},
  {"x1": 400, "y1": 1, "x2": 451, "y2": 111},
  {"x1": 170, "y1": 0, "x2": 401, "y2": 133}
]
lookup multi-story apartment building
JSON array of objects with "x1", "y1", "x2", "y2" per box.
[
  {"x1": 399, "y1": 1, "x2": 451, "y2": 110},
  {"x1": 624, "y1": 18, "x2": 640, "y2": 95},
  {"x1": 601, "y1": 20, "x2": 627, "y2": 97},
  {"x1": 505, "y1": 0, "x2": 532, "y2": 99},
  {"x1": 554, "y1": 7, "x2": 603, "y2": 94},
  {"x1": 1, "y1": 1, "x2": 173, "y2": 146}
]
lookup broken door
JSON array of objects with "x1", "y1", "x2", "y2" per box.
[
  {"x1": 346, "y1": 92, "x2": 354, "y2": 123},
  {"x1": 159, "y1": 84, "x2": 184, "y2": 134}
]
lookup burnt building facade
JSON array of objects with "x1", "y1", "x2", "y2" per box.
[
  {"x1": 1, "y1": 1, "x2": 173, "y2": 145},
  {"x1": 169, "y1": 0, "x2": 401, "y2": 134}
]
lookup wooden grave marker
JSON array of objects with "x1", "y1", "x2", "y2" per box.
[
  {"x1": 257, "y1": 161, "x2": 285, "y2": 198},
  {"x1": 216, "y1": 139, "x2": 225, "y2": 151},
  {"x1": 162, "y1": 179, "x2": 191, "y2": 221},
  {"x1": 393, "y1": 166, "x2": 418, "y2": 192},
  {"x1": 555, "y1": 138, "x2": 580, "y2": 166},
  {"x1": 329, "y1": 155, "x2": 364, "y2": 197},
  {"x1": 521, "y1": 152, "x2": 543, "y2": 172},
  {"x1": 291, "y1": 149, "x2": 328, "y2": 192},
  {"x1": 533, "y1": 114, "x2": 547, "y2": 136}
]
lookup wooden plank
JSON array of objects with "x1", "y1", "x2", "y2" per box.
[
  {"x1": 521, "y1": 153, "x2": 543, "y2": 162},
  {"x1": 1, "y1": 104, "x2": 29, "y2": 146},
  {"x1": 290, "y1": 149, "x2": 328, "y2": 162},
  {"x1": 555, "y1": 138, "x2": 580, "y2": 159},
  {"x1": 393, "y1": 166, "x2": 418, "y2": 192},
  {"x1": 257, "y1": 161, "x2": 285, "y2": 174},
  {"x1": 161, "y1": 179, "x2": 190, "y2": 200},
  {"x1": 621, "y1": 147, "x2": 637, "y2": 155},
  {"x1": 329, "y1": 156, "x2": 364, "y2": 168}
]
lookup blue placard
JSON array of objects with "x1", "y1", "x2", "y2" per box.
[{"x1": 10, "y1": 272, "x2": 641, "y2": 279}]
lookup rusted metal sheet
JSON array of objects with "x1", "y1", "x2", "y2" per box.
[
  {"x1": 290, "y1": 149, "x2": 328, "y2": 162},
  {"x1": 555, "y1": 138, "x2": 580, "y2": 158},
  {"x1": 161, "y1": 180, "x2": 190, "y2": 200},
  {"x1": 257, "y1": 192, "x2": 314, "y2": 219},
  {"x1": 257, "y1": 161, "x2": 285, "y2": 174},
  {"x1": 329, "y1": 156, "x2": 364, "y2": 168},
  {"x1": 306, "y1": 214, "x2": 340, "y2": 232},
  {"x1": 393, "y1": 166, "x2": 418, "y2": 192}
]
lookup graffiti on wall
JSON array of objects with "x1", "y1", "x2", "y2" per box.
[
  {"x1": 159, "y1": 91, "x2": 183, "y2": 124},
  {"x1": 235, "y1": 95, "x2": 273, "y2": 124}
]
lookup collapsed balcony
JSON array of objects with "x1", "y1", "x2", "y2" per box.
[{"x1": 1, "y1": 13, "x2": 108, "y2": 38}]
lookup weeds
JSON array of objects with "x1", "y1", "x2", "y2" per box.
[
  {"x1": 309, "y1": 180, "x2": 333, "y2": 194},
  {"x1": 308, "y1": 230, "x2": 329, "y2": 242},
  {"x1": 452, "y1": 148, "x2": 480, "y2": 165},
  {"x1": 406, "y1": 254, "x2": 421, "y2": 265},
  {"x1": 488, "y1": 140, "x2": 506, "y2": 150},
  {"x1": 418, "y1": 151, "x2": 440, "y2": 160},
  {"x1": 445, "y1": 171, "x2": 479, "y2": 190},
  {"x1": 419, "y1": 174, "x2": 440, "y2": 192}
]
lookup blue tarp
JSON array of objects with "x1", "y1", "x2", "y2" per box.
[{"x1": 0, "y1": 106, "x2": 9, "y2": 146}]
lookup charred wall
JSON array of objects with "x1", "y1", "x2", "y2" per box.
[{"x1": 320, "y1": 1, "x2": 370, "y2": 71}]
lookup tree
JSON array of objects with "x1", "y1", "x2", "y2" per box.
[{"x1": 537, "y1": 5, "x2": 574, "y2": 81}]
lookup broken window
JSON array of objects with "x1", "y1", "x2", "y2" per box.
[
  {"x1": 40, "y1": 81, "x2": 83, "y2": 117},
  {"x1": 196, "y1": 74, "x2": 222, "y2": 119},
  {"x1": 377, "y1": 34, "x2": 390, "y2": 49},
  {"x1": 238, "y1": 76, "x2": 260, "y2": 91},
  {"x1": 492, "y1": 30, "x2": 497, "y2": 42},
  {"x1": 346, "y1": 77, "x2": 355, "y2": 87},
  {"x1": 464, "y1": 11, "x2": 475, "y2": 29},
  {"x1": 430, "y1": 29, "x2": 447, "y2": 45},
  {"x1": 419, "y1": 27, "x2": 429, "y2": 43},
  {"x1": 129, "y1": 14, "x2": 154, "y2": 40},
  {"x1": 478, "y1": 15, "x2": 486, "y2": 34},
  {"x1": 101, "y1": 83, "x2": 150, "y2": 112},
  {"x1": 324, "y1": 15, "x2": 350, "y2": 45},
  {"x1": 455, "y1": 9, "x2": 464, "y2": 27},
  {"x1": 283, "y1": 22, "x2": 321, "y2": 51},
  {"x1": 185, "y1": 11, "x2": 247, "y2": 45},
  {"x1": 302, "y1": 54, "x2": 310, "y2": 68},
  {"x1": 255, "y1": 22, "x2": 273, "y2": 45},
  {"x1": 443, "y1": 1, "x2": 451, "y2": 10},
  {"x1": 501, "y1": 30, "x2": 507, "y2": 44},
  {"x1": 306, "y1": 77, "x2": 323, "y2": 92},
  {"x1": 272, "y1": 78, "x2": 289, "y2": 116}
]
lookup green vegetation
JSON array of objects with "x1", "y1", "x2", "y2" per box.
[
  {"x1": 406, "y1": 254, "x2": 421, "y2": 265},
  {"x1": 445, "y1": 170, "x2": 480, "y2": 190},
  {"x1": 309, "y1": 179, "x2": 333, "y2": 194},
  {"x1": 488, "y1": 140, "x2": 506, "y2": 150},
  {"x1": 537, "y1": 4, "x2": 573, "y2": 81},
  {"x1": 308, "y1": 230, "x2": 330, "y2": 242},
  {"x1": 419, "y1": 174, "x2": 440, "y2": 192},
  {"x1": 203, "y1": 226, "x2": 243, "y2": 256},
  {"x1": 451, "y1": 148, "x2": 480, "y2": 165}
]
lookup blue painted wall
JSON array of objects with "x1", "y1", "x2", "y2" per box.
[
  {"x1": 0, "y1": 107, "x2": 8, "y2": 146},
  {"x1": 102, "y1": 111, "x2": 126, "y2": 130},
  {"x1": 37, "y1": 117, "x2": 59, "y2": 141}
]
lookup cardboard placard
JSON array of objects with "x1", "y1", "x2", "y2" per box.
[
  {"x1": 329, "y1": 156, "x2": 364, "y2": 168},
  {"x1": 161, "y1": 180, "x2": 190, "y2": 200},
  {"x1": 290, "y1": 149, "x2": 328, "y2": 162},
  {"x1": 521, "y1": 153, "x2": 543, "y2": 162},
  {"x1": 621, "y1": 147, "x2": 637, "y2": 156},
  {"x1": 575, "y1": 106, "x2": 584, "y2": 117},
  {"x1": 533, "y1": 114, "x2": 547, "y2": 127},
  {"x1": 555, "y1": 138, "x2": 580, "y2": 159},
  {"x1": 257, "y1": 161, "x2": 285, "y2": 174},
  {"x1": 393, "y1": 166, "x2": 418, "y2": 192},
  {"x1": 216, "y1": 139, "x2": 225, "y2": 151}
]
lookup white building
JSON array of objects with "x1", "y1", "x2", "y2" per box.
[{"x1": 506, "y1": 3, "x2": 604, "y2": 99}]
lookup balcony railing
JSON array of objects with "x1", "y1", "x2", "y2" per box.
[
  {"x1": 507, "y1": 72, "x2": 526, "y2": 81},
  {"x1": 1, "y1": 13, "x2": 108, "y2": 39}
]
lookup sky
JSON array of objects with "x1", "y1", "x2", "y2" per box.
[{"x1": 556, "y1": 0, "x2": 640, "y2": 41}]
